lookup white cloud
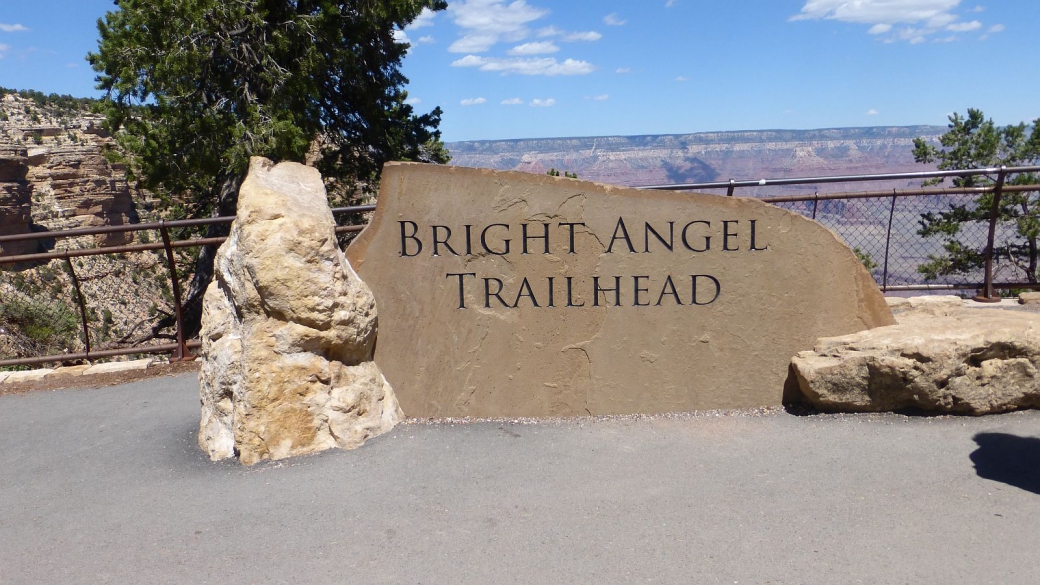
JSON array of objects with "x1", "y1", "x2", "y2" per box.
[
  {"x1": 451, "y1": 55, "x2": 595, "y2": 76},
  {"x1": 791, "y1": 0, "x2": 993, "y2": 43},
  {"x1": 0, "y1": 43, "x2": 8, "y2": 59},
  {"x1": 460, "y1": 97, "x2": 487, "y2": 106},
  {"x1": 867, "y1": 109, "x2": 879, "y2": 115},
  {"x1": 536, "y1": 26, "x2": 601, "y2": 42},
  {"x1": 947, "y1": 20, "x2": 981, "y2": 31},
  {"x1": 988, "y1": 23, "x2": 1004, "y2": 32},
  {"x1": 616, "y1": 67, "x2": 632, "y2": 73},
  {"x1": 971, "y1": 5, "x2": 985, "y2": 12},
  {"x1": 530, "y1": 98, "x2": 556, "y2": 107},
  {"x1": 449, "y1": 34, "x2": 500, "y2": 53},
  {"x1": 508, "y1": 41, "x2": 558, "y2": 55},
  {"x1": 501, "y1": 97, "x2": 523, "y2": 105},
  {"x1": 448, "y1": 0, "x2": 550, "y2": 52},
  {"x1": 586, "y1": 94, "x2": 609, "y2": 101},
  {"x1": 666, "y1": 0, "x2": 677, "y2": 7},
  {"x1": 0, "y1": 23, "x2": 28, "y2": 32},
  {"x1": 418, "y1": 35, "x2": 435, "y2": 44},
  {"x1": 451, "y1": 55, "x2": 486, "y2": 67},
  {"x1": 405, "y1": 97, "x2": 422, "y2": 105},
  {"x1": 603, "y1": 13, "x2": 626, "y2": 26},
  {"x1": 790, "y1": 0, "x2": 960, "y2": 24},
  {"x1": 675, "y1": 75, "x2": 689, "y2": 82},
  {"x1": 563, "y1": 31, "x2": 602, "y2": 42},
  {"x1": 395, "y1": 8, "x2": 439, "y2": 46},
  {"x1": 410, "y1": 7, "x2": 438, "y2": 29}
]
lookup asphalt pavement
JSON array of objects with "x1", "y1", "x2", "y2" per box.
[{"x1": 2, "y1": 373, "x2": 1039, "y2": 584}]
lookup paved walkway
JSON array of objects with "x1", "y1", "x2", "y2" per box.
[{"x1": 2, "y1": 374, "x2": 1039, "y2": 584}]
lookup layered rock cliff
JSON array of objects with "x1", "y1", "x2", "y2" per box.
[
  {"x1": 0, "y1": 145, "x2": 33, "y2": 256},
  {"x1": 0, "y1": 92, "x2": 140, "y2": 256},
  {"x1": 446, "y1": 126, "x2": 946, "y2": 192}
]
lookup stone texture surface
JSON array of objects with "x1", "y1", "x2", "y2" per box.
[
  {"x1": 347, "y1": 163, "x2": 894, "y2": 417},
  {"x1": 25, "y1": 146, "x2": 138, "y2": 246},
  {"x1": 1019, "y1": 292, "x2": 1040, "y2": 304},
  {"x1": 4, "y1": 369, "x2": 53, "y2": 383},
  {"x1": 791, "y1": 308, "x2": 1040, "y2": 414},
  {"x1": 83, "y1": 358, "x2": 153, "y2": 376},
  {"x1": 0, "y1": 145, "x2": 34, "y2": 256},
  {"x1": 886, "y1": 294, "x2": 964, "y2": 317},
  {"x1": 49, "y1": 365, "x2": 92, "y2": 377},
  {"x1": 0, "y1": 94, "x2": 142, "y2": 256},
  {"x1": 199, "y1": 157, "x2": 401, "y2": 465}
]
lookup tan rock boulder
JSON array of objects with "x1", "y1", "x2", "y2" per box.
[
  {"x1": 198, "y1": 157, "x2": 401, "y2": 465},
  {"x1": 1019, "y1": 292, "x2": 1040, "y2": 305},
  {"x1": 791, "y1": 309, "x2": 1040, "y2": 414}
]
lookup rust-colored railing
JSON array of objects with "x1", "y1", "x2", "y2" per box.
[
  {"x1": 0, "y1": 205, "x2": 373, "y2": 367},
  {"x1": 3, "y1": 164, "x2": 1040, "y2": 368}
]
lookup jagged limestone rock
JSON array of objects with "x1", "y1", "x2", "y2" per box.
[
  {"x1": 791, "y1": 309, "x2": 1040, "y2": 414},
  {"x1": 198, "y1": 157, "x2": 401, "y2": 465}
]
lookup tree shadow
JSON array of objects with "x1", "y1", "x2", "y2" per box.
[{"x1": 970, "y1": 432, "x2": 1040, "y2": 495}]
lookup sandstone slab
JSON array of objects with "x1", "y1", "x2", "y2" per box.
[
  {"x1": 199, "y1": 158, "x2": 401, "y2": 465},
  {"x1": 3, "y1": 369, "x2": 53, "y2": 384},
  {"x1": 346, "y1": 163, "x2": 894, "y2": 417},
  {"x1": 1019, "y1": 292, "x2": 1040, "y2": 305},
  {"x1": 791, "y1": 309, "x2": 1040, "y2": 414},
  {"x1": 83, "y1": 358, "x2": 153, "y2": 376},
  {"x1": 49, "y1": 365, "x2": 91, "y2": 377},
  {"x1": 886, "y1": 295, "x2": 965, "y2": 318}
]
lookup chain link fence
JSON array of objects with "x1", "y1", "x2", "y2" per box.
[{"x1": 769, "y1": 194, "x2": 993, "y2": 288}]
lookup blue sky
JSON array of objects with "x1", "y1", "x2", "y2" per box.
[{"x1": 1, "y1": 1, "x2": 1037, "y2": 142}]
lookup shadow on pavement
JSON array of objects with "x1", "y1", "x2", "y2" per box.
[{"x1": 971, "y1": 432, "x2": 1040, "y2": 495}]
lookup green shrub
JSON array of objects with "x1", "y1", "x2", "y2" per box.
[{"x1": 0, "y1": 295, "x2": 80, "y2": 355}]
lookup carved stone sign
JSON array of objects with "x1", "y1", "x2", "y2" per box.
[{"x1": 347, "y1": 163, "x2": 894, "y2": 417}]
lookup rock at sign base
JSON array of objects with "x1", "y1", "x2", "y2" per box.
[
  {"x1": 791, "y1": 309, "x2": 1040, "y2": 414},
  {"x1": 198, "y1": 157, "x2": 401, "y2": 465},
  {"x1": 1019, "y1": 292, "x2": 1040, "y2": 305}
]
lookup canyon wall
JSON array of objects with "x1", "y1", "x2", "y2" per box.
[
  {"x1": 0, "y1": 93, "x2": 140, "y2": 256},
  {"x1": 446, "y1": 126, "x2": 946, "y2": 193}
]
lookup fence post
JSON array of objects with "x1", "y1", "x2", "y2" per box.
[
  {"x1": 974, "y1": 166, "x2": 1008, "y2": 302},
  {"x1": 811, "y1": 192, "x2": 819, "y2": 220},
  {"x1": 63, "y1": 250, "x2": 91, "y2": 358},
  {"x1": 726, "y1": 179, "x2": 735, "y2": 197},
  {"x1": 158, "y1": 221, "x2": 190, "y2": 361},
  {"x1": 881, "y1": 191, "x2": 897, "y2": 292}
]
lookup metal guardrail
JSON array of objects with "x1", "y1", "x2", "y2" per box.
[
  {"x1": 640, "y1": 165, "x2": 1040, "y2": 301},
  {"x1": 0, "y1": 205, "x2": 374, "y2": 368},
  {"x1": 3, "y1": 165, "x2": 1040, "y2": 368}
]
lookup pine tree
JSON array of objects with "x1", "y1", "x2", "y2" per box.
[{"x1": 913, "y1": 109, "x2": 1040, "y2": 282}]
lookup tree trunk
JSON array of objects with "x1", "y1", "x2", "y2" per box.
[
  {"x1": 180, "y1": 172, "x2": 245, "y2": 337},
  {"x1": 1029, "y1": 237, "x2": 1038, "y2": 284}
]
